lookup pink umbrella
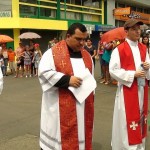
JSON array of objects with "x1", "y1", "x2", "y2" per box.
[{"x1": 18, "y1": 32, "x2": 41, "y2": 39}]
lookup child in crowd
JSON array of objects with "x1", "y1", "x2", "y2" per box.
[
  {"x1": 8, "y1": 47, "x2": 16, "y2": 75},
  {"x1": 24, "y1": 45, "x2": 32, "y2": 78}
]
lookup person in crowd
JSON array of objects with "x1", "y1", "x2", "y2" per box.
[
  {"x1": 8, "y1": 47, "x2": 16, "y2": 75},
  {"x1": 0, "y1": 46, "x2": 2, "y2": 54},
  {"x1": 38, "y1": 23, "x2": 95, "y2": 150},
  {"x1": 32, "y1": 43, "x2": 42, "y2": 76},
  {"x1": 29, "y1": 40, "x2": 36, "y2": 77},
  {"x1": 142, "y1": 35, "x2": 150, "y2": 53},
  {"x1": 142, "y1": 35, "x2": 150, "y2": 87},
  {"x1": 84, "y1": 37, "x2": 97, "y2": 66},
  {"x1": 97, "y1": 32, "x2": 104, "y2": 79},
  {"x1": 109, "y1": 19, "x2": 150, "y2": 150},
  {"x1": 100, "y1": 41, "x2": 113, "y2": 85},
  {"x1": 1, "y1": 43, "x2": 8, "y2": 76},
  {"x1": 0, "y1": 62, "x2": 3, "y2": 94},
  {"x1": 48, "y1": 37, "x2": 58, "y2": 48},
  {"x1": 0, "y1": 54, "x2": 4, "y2": 75},
  {"x1": 24, "y1": 45, "x2": 32, "y2": 78},
  {"x1": 15, "y1": 41, "x2": 25, "y2": 78}
]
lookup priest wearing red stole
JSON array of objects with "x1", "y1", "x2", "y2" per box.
[
  {"x1": 109, "y1": 19, "x2": 150, "y2": 150},
  {"x1": 38, "y1": 23, "x2": 96, "y2": 150}
]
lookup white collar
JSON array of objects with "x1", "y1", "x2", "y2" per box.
[{"x1": 126, "y1": 38, "x2": 138, "y2": 47}]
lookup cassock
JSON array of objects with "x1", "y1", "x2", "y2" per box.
[
  {"x1": 109, "y1": 38, "x2": 150, "y2": 150},
  {"x1": 0, "y1": 68, "x2": 3, "y2": 94},
  {"x1": 38, "y1": 40, "x2": 95, "y2": 150}
]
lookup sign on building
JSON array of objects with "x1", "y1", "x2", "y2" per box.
[
  {"x1": 0, "y1": 11, "x2": 11, "y2": 17},
  {"x1": 113, "y1": 7, "x2": 131, "y2": 16},
  {"x1": 95, "y1": 25, "x2": 116, "y2": 31},
  {"x1": 114, "y1": 10, "x2": 150, "y2": 25}
]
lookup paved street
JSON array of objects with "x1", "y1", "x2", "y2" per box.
[{"x1": 0, "y1": 61, "x2": 149, "y2": 150}]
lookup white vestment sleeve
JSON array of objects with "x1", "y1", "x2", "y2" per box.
[
  {"x1": 38, "y1": 49, "x2": 64, "y2": 92},
  {"x1": 0, "y1": 68, "x2": 3, "y2": 94},
  {"x1": 109, "y1": 48, "x2": 135, "y2": 87}
]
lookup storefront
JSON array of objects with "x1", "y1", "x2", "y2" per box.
[{"x1": 113, "y1": 7, "x2": 150, "y2": 27}]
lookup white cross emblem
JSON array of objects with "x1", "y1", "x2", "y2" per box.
[{"x1": 130, "y1": 121, "x2": 138, "y2": 130}]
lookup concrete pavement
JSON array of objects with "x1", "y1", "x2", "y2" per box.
[{"x1": 0, "y1": 61, "x2": 149, "y2": 150}]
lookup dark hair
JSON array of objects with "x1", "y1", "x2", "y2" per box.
[
  {"x1": 30, "y1": 40, "x2": 34, "y2": 43},
  {"x1": 67, "y1": 23, "x2": 87, "y2": 35},
  {"x1": 142, "y1": 35, "x2": 149, "y2": 48},
  {"x1": 8, "y1": 47, "x2": 12, "y2": 49},
  {"x1": 86, "y1": 37, "x2": 92, "y2": 42},
  {"x1": 0, "y1": 54, "x2": 3, "y2": 58}
]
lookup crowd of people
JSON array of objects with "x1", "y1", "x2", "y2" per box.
[
  {"x1": 38, "y1": 20, "x2": 150, "y2": 150},
  {"x1": 0, "y1": 19, "x2": 150, "y2": 150},
  {"x1": 97, "y1": 28, "x2": 150, "y2": 87},
  {"x1": 0, "y1": 40, "x2": 42, "y2": 78}
]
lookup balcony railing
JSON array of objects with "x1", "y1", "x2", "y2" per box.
[{"x1": 19, "y1": 0, "x2": 103, "y2": 23}]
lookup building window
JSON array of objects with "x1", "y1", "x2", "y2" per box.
[
  {"x1": 75, "y1": 0, "x2": 82, "y2": 5},
  {"x1": 137, "y1": 7, "x2": 143, "y2": 13},
  {"x1": 130, "y1": 6, "x2": 136, "y2": 11},
  {"x1": 20, "y1": 5, "x2": 37, "y2": 17},
  {"x1": 144, "y1": 9, "x2": 148, "y2": 14},
  {"x1": 60, "y1": 0, "x2": 100, "y2": 7},
  {"x1": 0, "y1": 1, "x2": 12, "y2": 11},
  {"x1": 143, "y1": 8, "x2": 150, "y2": 14},
  {"x1": 115, "y1": 20, "x2": 125, "y2": 27},
  {"x1": 60, "y1": 0, "x2": 75, "y2": 4},
  {"x1": 0, "y1": 1, "x2": 12, "y2": 18},
  {"x1": 118, "y1": 3, "x2": 125, "y2": 8},
  {"x1": 19, "y1": 0, "x2": 37, "y2": 4},
  {"x1": 83, "y1": 0, "x2": 100, "y2": 8},
  {"x1": 39, "y1": 1, "x2": 57, "y2": 18},
  {"x1": 40, "y1": 8, "x2": 56, "y2": 18}
]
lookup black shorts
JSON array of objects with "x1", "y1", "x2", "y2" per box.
[{"x1": 17, "y1": 58, "x2": 24, "y2": 67}]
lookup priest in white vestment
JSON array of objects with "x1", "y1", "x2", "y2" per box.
[
  {"x1": 0, "y1": 68, "x2": 3, "y2": 94},
  {"x1": 38, "y1": 23, "x2": 96, "y2": 150},
  {"x1": 109, "y1": 19, "x2": 150, "y2": 150}
]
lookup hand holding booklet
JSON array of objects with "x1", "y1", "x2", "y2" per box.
[{"x1": 68, "y1": 68, "x2": 97, "y2": 103}]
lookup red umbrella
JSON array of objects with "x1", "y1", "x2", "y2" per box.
[
  {"x1": 101, "y1": 27, "x2": 127, "y2": 43},
  {"x1": 0, "y1": 35, "x2": 14, "y2": 43}
]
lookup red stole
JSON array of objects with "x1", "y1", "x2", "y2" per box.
[
  {"x1": 52, "y1": 40, "x2": 94, "y2": 150},
  {"x1": 118, "y1": 41, "x2": 148, "y2": 145}
]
